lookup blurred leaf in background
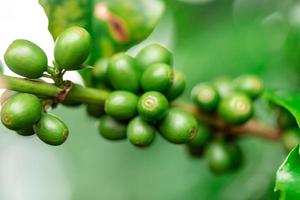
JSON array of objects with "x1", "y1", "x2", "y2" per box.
[{"x1": 39, "y1": 0, "x2": 165, "y2": 63}]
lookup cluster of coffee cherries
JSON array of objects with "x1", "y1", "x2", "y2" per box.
[
  {"x1": 1, "y1": 26, "x2": 92, "y2": 145},
  {"x1": 89, "y1": 43, "x2": 198, "y2": 147},
  {"x1": 188, "y1": 75, "x2": 264, "y2": 173}
]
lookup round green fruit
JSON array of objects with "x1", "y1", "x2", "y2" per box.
[
  {"x1": 233, "y1": 75, "x2": 264, "y2": 99},
  {"x1": 282, "y1": 128, "x2": 300, "y2": 151},
  {"x1": 91, "y1": 58, "x2": 109, "y2": 85},
  {"x1": 34, "y1": 113, "x2": 69, "y2": 146},
  {"x1": 186, "y1": 124, "x2": 211, "y2": 157},
  {"x1": 189, "y1": 123, "x2": 211, "y2": 148},
  {"x1": 191, "y1": 83, "x2": 220, "y2": 112},
  {"x1": 86, "y1": 104, "x2": 105, "y2": 118},
  {"x1": 16, "y1": 126, "x2": 35, "y2": 136},
  {"x1": 127, "y1": 117, "x2": 156, "y2": 147},
  {"x1": 54, "y1": 26, "x2": 91, "y2": 70},
  {"x1": 164, "y1": 70, "x2": 186, "y2": 101},
  {"x1": 212, "y1": 77, "x2": 233, "y2": 98},
  {"x1": 108, "y1": 53, "x2": 141, "y2": 93},
  {"x1": 105, "y1": 91, "x2": 138, "y2": 120},
  {"x1": 218, "y1": 93, "x2": 253, "y2": 125},
  {"x1": 1, "y1": 93, "x2": 42, "y2": 130},
  {"x1": 206, "y1": 140, "x2": 241, "y2": 174},
  {"x1": 137, "y1": 91, "x2": 169, "y2": 122},
  {"x1": 98, "y1": 115, "x2": 127, "y2": 140},
  {"x1": 158, "y1": 108, "x2": 198, "y2": 144},
  {"x1": 141, "y1": 63, "x2": 173, "y2": 92},
  {"x1": 4, "y1": 39, "x2": 48, "y2": 78},
  {"x1": 135, "y1": 43, "x2": 173, "y2": 70}
]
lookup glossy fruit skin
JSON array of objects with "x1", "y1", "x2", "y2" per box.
[
  {"x1": 233, "y1": 75, "x2": 264, "y2": 99},
  {"x1": 16, "y1": 126, "x2": 35, "y2": 136},
  {"x1": 189, "y1": 123, "x2": 211, "y2": 148},
  {"x1": 98, "y1": 115, "x2": 127, "y2": 140},
  {"x1": 191, "y1": 83, "x2": 220, "y2": 112},
  {"x1": 54, "y1": 26, "x2": 91, "y2": 70},
  {"x1": 282, "y1": 128, "x2": 300, "y2": 151},
  {"x1": 206, "y1": 140, "x2": 241, "y2": 174},
  {"x1": 91, "y1": 58, "x2": 109, "y2": 85},
  {"x1": 108, "y1": 53, "x2": 141, "y2": 93},
  {"x1": 141, "y1": 63, "x2": 173, "y2": 92},
  {"x1": 135, "y1": 43, "x2": 173, "y2": 70},
  {"x1": 1, "y1": 93, "x2": 42, "y2": 130},
  {"x1": 212, "y1": 77, "x2": 233, "y2": 98},
  {"x1": 218, "y1": 93, "x2": 253, "y2": 125},
  {"x1": 164, "y1": 70, "x2": 186, "y2": 101},
  {"x1": 187, "y1": 124, "x2": 211, "y2": 157},
  {"x1": 34, "y1": 113, "x2": 69, "y2": 146},
  {"x1": 137, "y1": 91, "x2": 169, "y2": 122},
  {"x1": 4, "y1": 39, "x2": 48, "y2": 78},
  {"x1": 86, "y1": 104, "x2": 105, "y2": 118},
  {"x1": 105, "y1": 91, "x2": 138, "y2": 120},
  {"x1": 158, "y1": 108, "x2": 198, "y2": 144},
  {"x1": 127, "y1": 116, "x2": 155, "y2": 147}
]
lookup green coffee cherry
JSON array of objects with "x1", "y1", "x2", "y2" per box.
[
  {"x1": 218, "y1": 93, "x2": 253, "y2": 125},
  {"x1": 98, "y1": 115, "x2": 127, "y2": 140},
  {"x1": 141, "y1": 63, "x2": 173, "y2": 92},
  {"x1": 54, "y1": 26, "x2": 91, "y2": 70},
  {"x1": 189, "y1": 124, "x2": 211, "y2": 148},
  {"x1": 86, "y1": 104, "x2": 105, "y2": 118},
  {"x1": 34, "y1": 113, "x2": 69, "y2": 146},
  {"x1": 233, "y1": 75, "x2": 264, "y2": 99},
  {"x1": 1, "y1": 93, "x2": 42, "y2": 130},
  {"x1": 105, "y1": 91, "x2": 138, "y2": 120},
  {"x1": 108, "y1": 53, "x2": 141, "y2": 93},
  {"x1": 127, "y1": 116, "x2": 156, "y2": 147},
  {"x1": 137, "y1": 91, "x2": 169, "y2": 122},
  {"x1": 187, "y1": 124, "x2": 211, "y2": 157},
  {"x1": 159, "y1": 108, "x2": 198, "y2": 144},
  {"x1": 277, "y1": 108, "x2": 297, "y2": 129},
  {"x1": 206, "y1": 140, "x2": 240, "y2": 174},
  {"x1": 191, "y1": 83, "x2": 220, "y2": 112},
  {"x1": 4, "y1": 39, "x2": 48, "y2": 78},
  {"x1": 135, "y1": 43, "x2": 173, "y2": 70},
  {"x1": 164, "y1": 70, "x2": 186, "y2": 101},
  {"x1": 212, "y1": 77, "x2": 233, "y2": 98},
  {"x1": 16, "y1": 126, "x2": 35, "y2": 136},
  {"x1": 91, "y1": 58, "x2": 109, "y2": 85},
  {"x1": 282, "y1": 128, "x2": 300, "y2": 151}
]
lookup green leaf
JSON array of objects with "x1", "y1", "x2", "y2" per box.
[
  {"x1": 275, "y1": 145, "x2": 300, "y2": 200},
  {"x1": 39, "y1": 0, "x2": 165, "y2": 63},
  {"x1": 264, "y1": 91, "x2": 300, "y2": 127}
]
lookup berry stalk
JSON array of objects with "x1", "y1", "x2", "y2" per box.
[
  {"x1": 173, "y1": 102, "x2": 281, "y2": 140},
  {"x1": 0, "y1": 74, "x2": 110, "y2": 105}
]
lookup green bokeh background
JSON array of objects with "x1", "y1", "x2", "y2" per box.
[{"x1": 3, "y1": 0, "x2": 300, "y2": 199}]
